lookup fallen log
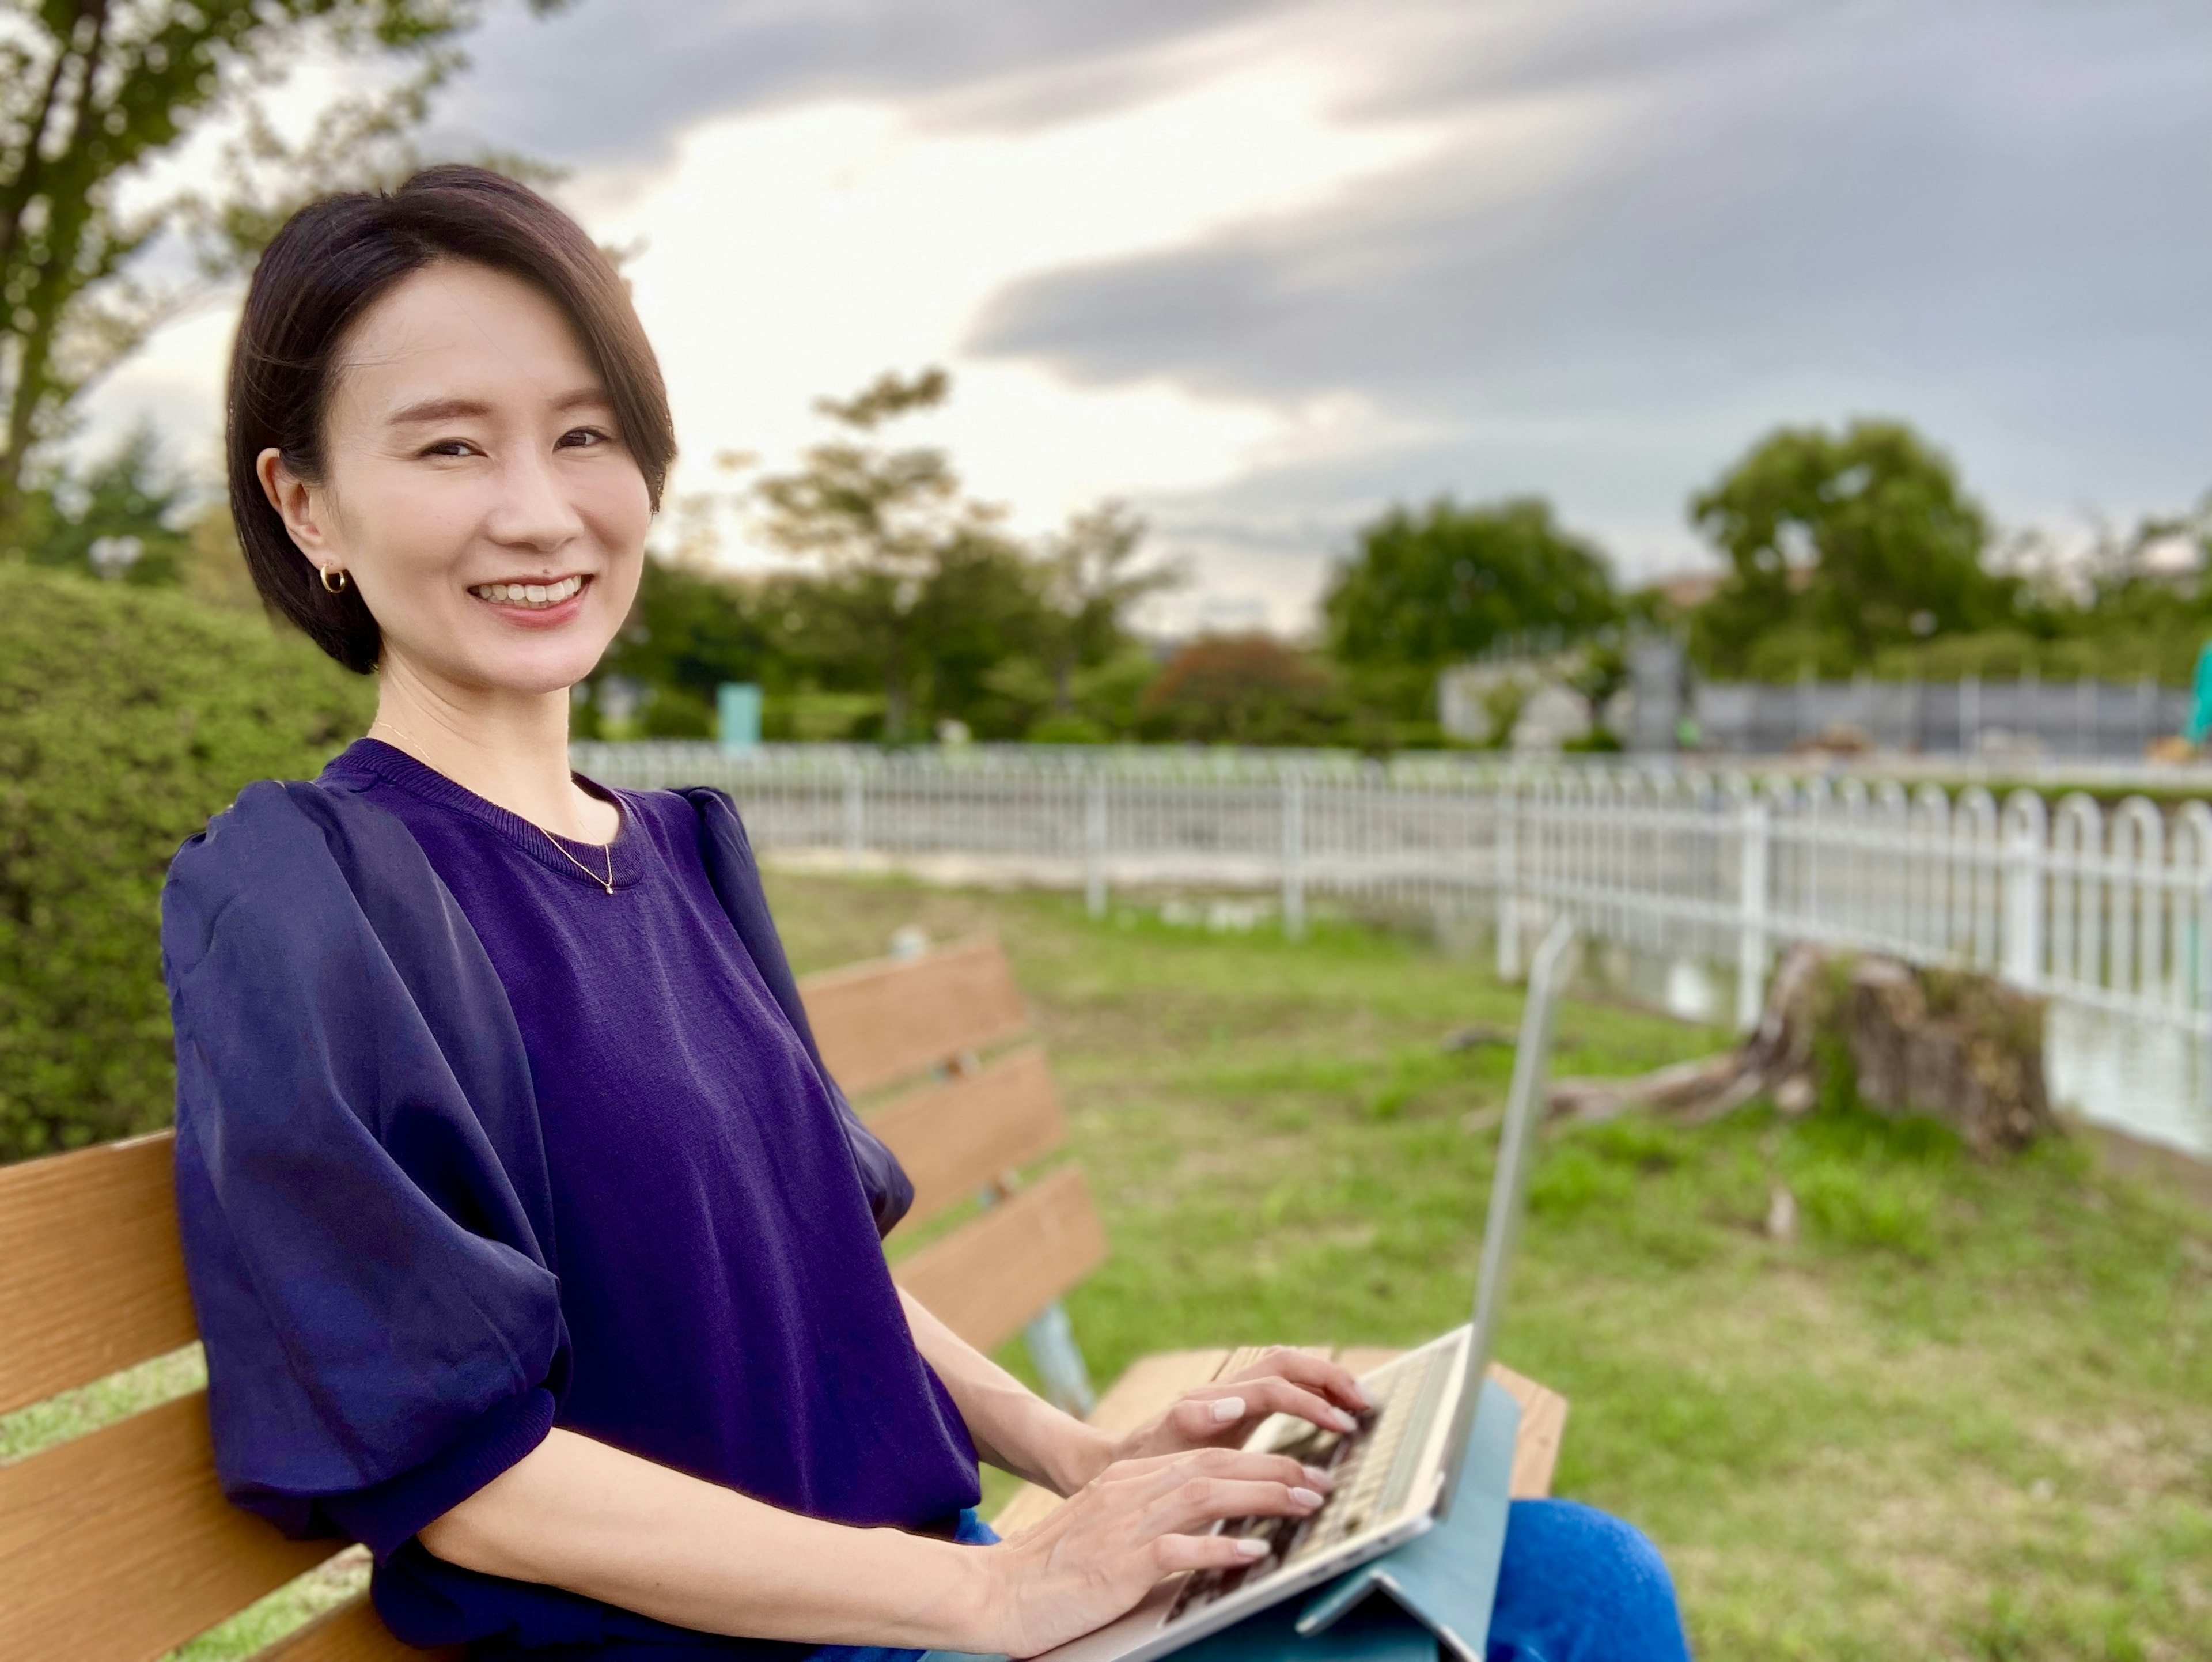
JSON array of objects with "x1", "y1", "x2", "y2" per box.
[
  {"x1": 1547, "y1": 942, "x2": 1824, "y2": 1126},
  {"x1": 1546, "y1": 945, "x2": 2058, "y2": 1155}
]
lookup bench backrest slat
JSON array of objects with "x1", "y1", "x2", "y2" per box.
[
  {"x1": 0, "y1": 1133, "x2": 198, "y2": 1417},
  {"x1": 866, "y1": 1044, "x2": 1065, "y2": 1228},
  {"x1": 891, "y1": 1165, "x2": 1108, "y2": 1353},
  {"x1": 0, "y1": 1391, "x2": 338, "y2": 1661},
  {"x1": 800, "y1": 936, "x2": 1029, "y2": 1095}
]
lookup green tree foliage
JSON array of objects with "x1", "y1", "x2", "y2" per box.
[
  {"x1": 12, "y1": 422, "x2": 194, "y2": 586},
  {"x1": 0, "y1": 565, "x2": 373, "y2": 1163},
  {"x1": 1688, "y1": 420, "x2": 2015, "y2": 677},
  {"x1": 752, "y1": 368, "x2": 1016, "y2": 743},
  {"x1": 591, "y1": 556, "x2": 789, "y2": 737},
  {"x1": 1036, "y1": 500, "x2": 1177, "y2": 712},
  {"x1": 1137, "y1": 634, "x2": 1340, "y2": 745},
  {"x1": 743, "y1": 369, "x2": 1168, "y2": 743},
  {"x1": 0, "y1": 0, "x2": 563, "y2": 543},
  {"x1": 1323, "y1": 497, "x2": 1618, "y2": 675}
]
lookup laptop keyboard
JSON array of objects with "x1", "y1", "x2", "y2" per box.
[{"x1": 1163, "y1": 1347, "x2": 1452, "y2": 1624}]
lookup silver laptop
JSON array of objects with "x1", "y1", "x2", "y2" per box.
[{"x1": 1038, "y1": 918, "x2": 1578, "y2": 1662}]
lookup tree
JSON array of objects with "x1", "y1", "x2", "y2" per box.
[
  {"x1": 752, "y1": 368, "x2": 1027, "y2": 743},
  {"x1": 1323, "y1": 497, "x2": 1618, "y2": 674},
  {"x1": 1036, "y1": 500, "x2": 1177, "y2": 711},
  {"x1": 13, "y1": 421, "x2": 194, "y2": 585},
  {"x1": 1688, "y1": 420, "x2": 2013, "y2": 676},
  {"x1": 590, "y1": 556, "x2": 788, "y2": 738},
  {"x1": 0, "y1": 0, "x2": 565, "y2": 544},
  {"x1": 1138, "y1": 633, "x2": 1340, "y2": 745},
  {"x1": 907, "y1": 531, "x2": 1056, "y2": 738}
]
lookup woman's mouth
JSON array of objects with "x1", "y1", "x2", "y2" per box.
[{"x1": 469, "y1": 574, "x2": 587, "y2": 609}]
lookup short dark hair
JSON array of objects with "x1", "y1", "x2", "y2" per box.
[{"x1": 226, "y1": 165, "x2": 676, "y2": 673}]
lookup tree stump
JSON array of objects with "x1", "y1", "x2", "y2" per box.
[
  {"x1": 1547, "y1": 944, "x2": 2057, "y2": 1155},
  {"x1": 1840, "y1": 957, "x2": 2055, "y2": 1155}
]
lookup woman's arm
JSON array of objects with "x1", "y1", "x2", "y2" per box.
[
  {"x1": 418, "y1": 1428, "x2": 986, "y2": 1646},
  {"x1": 419, "y1": 1422, "x2": 1324, "y2": 1656},
  {"x1": 899, "y1": 1290, "x2": 1112, "y2": 1494},
  {"x1": 900, "y1": 1292, "x2": 1372, "y2": 1498}
]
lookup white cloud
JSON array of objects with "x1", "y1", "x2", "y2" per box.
[
  {"x1": 582, "y1": 53, "x2": 1461, "y2": 556},
  {"x1": 81, "y1": 33, "x2": 1466, "y2": 626}
]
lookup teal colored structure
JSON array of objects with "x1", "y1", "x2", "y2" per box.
[
  {"x1": 717, "y1": 682, "x2": 763, "y2": 754},
  {"x1": 2188, "y1": 643, "x2": 2212, "y2": 748}
]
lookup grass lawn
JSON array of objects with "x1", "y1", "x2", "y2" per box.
[
  {"x1": 9, "y1": 874, "x2": 2207, "y2": 1660},
  {"x1": 770, "y1": 873, "x2": 2212, "y2": 1662}
]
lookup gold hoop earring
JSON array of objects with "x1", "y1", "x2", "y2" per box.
[{"x1": 320, "y1": 566, "x2": 349, "y2": 595}]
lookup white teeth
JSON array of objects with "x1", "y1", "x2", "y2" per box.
[{"x1": 473, "y1": 576, "x2": 584, "y2": 608}]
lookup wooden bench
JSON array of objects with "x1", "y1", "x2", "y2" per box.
[{"x1": 0, "y1": 934, "x2": 1563, "y2": 1660}]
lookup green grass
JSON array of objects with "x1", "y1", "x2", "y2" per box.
[
  {"x1": 11, "y1": 875, "x2": 2207, "y2": 1659},
  {"x1": 766, "y1": 874, "x2": 2212, "y2": 1662}
]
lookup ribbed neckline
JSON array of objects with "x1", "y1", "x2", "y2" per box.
[{"x1": 331, "y1": 737, "x2": 644, "y2": 892}]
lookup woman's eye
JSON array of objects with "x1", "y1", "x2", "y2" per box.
[
  {"x1": 421, "y1": 439, "x2": 478, "y2": 459},
  {"x1": 559, "y1": 426, "x2": 615, "y2": 450}
]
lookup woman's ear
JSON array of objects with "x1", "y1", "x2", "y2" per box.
[{"x1": 257, "y1": 447, "x2": 331, "y2": 559}]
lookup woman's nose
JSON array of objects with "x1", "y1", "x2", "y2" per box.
[{"x1": 488, "y1": 449, "x2": 586, "y2": 550}]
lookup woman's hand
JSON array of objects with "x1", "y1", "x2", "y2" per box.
[
  {"x1": 1098, "y1": 1347, "x2": 1374, "y2": 1475},
  {"x1": 980, "y1": 1444, "x2": 1332, "y2": 1658}
]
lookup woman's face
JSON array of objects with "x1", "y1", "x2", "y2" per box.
[{"x1": 262, "y1": 259, "x2": 653, "y2": 696}]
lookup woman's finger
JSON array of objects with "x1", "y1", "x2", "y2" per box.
[
  {"x1": 1146, "y1": 1472, "x2": 1327, "y2": 1540},
  {"x1": 1170, "y1": 1379, "x2": 1359, "y2": 1441},
  {"x1": 1107, "y1": 1445, "x2": 1319, "y2": 1496},
  {"x1": 1152, "y1": 1530, "x2": 1277, "y2": 1574},
  {"x1": 1222, "y1": 1347, "x2": 1374, "y2": 1411}
]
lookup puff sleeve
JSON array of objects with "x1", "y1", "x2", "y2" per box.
[{"x1": 162, "y1": 782, "x2": 569, "y2": 1537}]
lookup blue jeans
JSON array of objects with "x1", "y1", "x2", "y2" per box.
[
  {"x1": 831, "y1": 1498, "x2": 1690, "y2": 1662},
  {"x1": 1484, "y1": 1500, "x2": 1691, "y2": 1661}
]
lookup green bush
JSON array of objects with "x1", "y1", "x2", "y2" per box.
[{"x1": 0, "y1": 565, "x2": 373, "y2": 1163}]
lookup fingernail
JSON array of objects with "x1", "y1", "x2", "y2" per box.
[
  {"x1": 1236, "y1": 1536, "x2": 1270, "y2": 1558},
  {"x1": 1331, "y1": 1409, "x2": 1358, "y2": 1431},
  {"x1": 1354, "y1": 1384, "x2": 1377, "y2": 1409},
  {"x1": 1290, "y1": 1487, "x2": 1325, "y2": 1508},
  {"x1": 1302, "y1": 1464, "x2": 1335, "y2": 1490},
  {"x1": 1211, "y1": 1396, "x2": 1247, "y2": 1424}
]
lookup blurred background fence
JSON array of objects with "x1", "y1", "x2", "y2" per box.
[
  {"x1": 1646, "y1": 676, "x2": 2196, "y2": 759},
  {"x1": 579, "y1": 743, "x2": 2212, "y2": 1047}
]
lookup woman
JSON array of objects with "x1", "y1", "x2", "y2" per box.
[{"x1": 166, "y1": 166, "x2": 1690, "y2": 1661}]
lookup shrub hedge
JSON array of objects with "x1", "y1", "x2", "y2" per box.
[{"x1": 0, "y1": 565, "x2": 372, "y2": 1163}]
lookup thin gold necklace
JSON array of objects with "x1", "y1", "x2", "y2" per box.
[
  {"x1": 370, "y1": 718, "x2": 616, "y2": 895},
  {"x1": 540, "y1": 823, "x2": 615, "y2": 895}
]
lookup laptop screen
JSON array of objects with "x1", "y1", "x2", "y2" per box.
[{"x1": 1436, "y1": 917, "x2": 1575, "y2": 1518}]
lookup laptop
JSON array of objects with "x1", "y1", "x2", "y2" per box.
[{"x1": 1037, "y1": 918, "x2": 1579, "y2": 1662}]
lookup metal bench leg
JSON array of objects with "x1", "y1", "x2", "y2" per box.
[{"x1": 1023, "y1": 1301, "x2": 1096, "y2": 1416}]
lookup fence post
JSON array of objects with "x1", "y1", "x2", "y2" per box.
[
  {"x1": 1084, "y1": 773, "x2": 1108, "y2": 919},
  {"x1": 1281, "y1": 772, "x2": 1306, "y2": 940},
  {"x1": 2002, "y1": 809, "x2": 2043, "y2": 989},
  {"x1": 1495, "y1": 783, "x2": 1521, "y2": 982},
  {"x1": 842, "y1": 758, "x2": 865, "y2": 872},
  {"x1": 1736, "y1": 796, "x2": 1770, "y2": 1031}
]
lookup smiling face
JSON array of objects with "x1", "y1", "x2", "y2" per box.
[{"x1": 259, "y1": 259, "x2": 653, "y2": 698}]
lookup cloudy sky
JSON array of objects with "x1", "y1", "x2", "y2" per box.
[{"x1": 96, "y1": 0, "x2": 2210, "y2": 632}]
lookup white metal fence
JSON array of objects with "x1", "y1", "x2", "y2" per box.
[{"x1": 577, "y1": 743, "x2": 2212, "y2": 1038}]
